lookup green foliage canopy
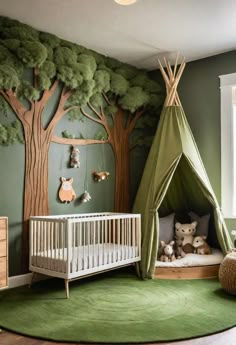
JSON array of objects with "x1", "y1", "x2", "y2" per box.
[{"x1": 0, "y1": 16, "x2": 163, "y2": 133}]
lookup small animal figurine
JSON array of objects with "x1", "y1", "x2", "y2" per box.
[
  {"x1": 158, "y1": 240, "x2": 176, "y2": 262},
  {"x1": 70, "y1": 146, "x2": 80, "y2": 168},
  {"x1": 192, "y1": 235, "x2": 212, "y2": 255},
  {"x1": 80, "y1": 191, "x2": 91, "y2": 203},
  {"x1": 175, "y1": 221, "x2": 197, "y2": 254},
  {"x1": 174, "y1": 236, "x2": 186, "y2": 259},
  {"x1": 93, "y1": 171, "x2": 110, "y2": 182},
  {"x1": 59, "y1": 177, "x2": 76, "y2": 203}
]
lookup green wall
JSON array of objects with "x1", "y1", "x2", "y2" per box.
[
  {"x1": 152, "y1": 50, "x2": 236, "y2": 235},
  {"x1": 0, "y1": 116, "x2": 117, "y2": 276},
  {"x1": 0, "y1": 103, "x2": 148, "y2": 276}
]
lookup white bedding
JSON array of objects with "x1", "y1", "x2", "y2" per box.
[
  {"x1": 31, "y1": 243, "x2": 139, "y2": 273},
  {"x1": 156, "y1": 248, "x2": 223, "y2": 267}
]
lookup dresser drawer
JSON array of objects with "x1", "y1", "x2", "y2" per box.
[
  {"x1": 0, "y1": 240, "x2": 7, "y2": 257},
  {"x1": 0, "y1": 257, "x2": 7, "y2": 288}
]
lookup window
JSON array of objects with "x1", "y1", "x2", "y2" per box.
[{"x1": 220, "y1": 72, "x2": 236, "y2": 218}]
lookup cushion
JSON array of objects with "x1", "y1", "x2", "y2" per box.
[
  {"x1": 159, "y1": 213, "x2": 175, "y2": 244},
  {"x1": 156, "y1": 248, "x2": 223, "y2": 267},
  {"x1": 188, "y1": 211, "x2": 210, "y2": 237}
]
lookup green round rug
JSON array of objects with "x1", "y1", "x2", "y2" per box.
[{"x1": 0, "y1": 268, "x2": 235, "y2": 343}]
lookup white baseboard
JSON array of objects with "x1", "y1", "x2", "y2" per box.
[
  {"x1": 8, "y1": 272, "x2": 48, "y2": 289},
  {"x1": 9, "y1": 273, "x2": 32, "y2": 289}
]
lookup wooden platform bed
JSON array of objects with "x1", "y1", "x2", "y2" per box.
[{"x1": 155, "y1": 249, "x2": 223, "y2": 279}]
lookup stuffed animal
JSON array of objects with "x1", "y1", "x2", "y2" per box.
[
  {"x1": 192, "y1": 235, "x2": 212, "y2": 254},
  {"x1": 175, "y1": 221, "x2": 197, "y2": 254},
  {"x1": 93, "y1": 171, "x2": 110, "y2": 182},
  {"x1": 59, "y1": 177, "x2": 76, "y2": 203},
  {"x1": 70, "y1": 146, "x2": 80, "y2": 168},
  {"x1": 174, "y1": 236, "x2": 186, "y2": 259},
  {"x1": 80, "y1": 191, "x2": 91, "y2": 203},
  {"x1": 158, "y1": 240, "x2": 176, "y2": 262}
]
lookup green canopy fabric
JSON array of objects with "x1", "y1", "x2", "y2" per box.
[{"x1": 133, "y1": 105, "x2": 233, "y2": 279}]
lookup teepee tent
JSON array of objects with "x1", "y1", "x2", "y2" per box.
[{"x1": 133, "y1": 56, "x2": 233, "y2": 279}]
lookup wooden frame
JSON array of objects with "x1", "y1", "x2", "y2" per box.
[
  {"x1": 0, "y1": 217, "x2": 8, "y2": 290},
  {"x1": 154, "y1": 264, "x2": 220, "y2": 279}
]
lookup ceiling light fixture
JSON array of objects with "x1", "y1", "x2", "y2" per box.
[{"x1": 114, "y1": 0, "x2": 137, "y2": 5}]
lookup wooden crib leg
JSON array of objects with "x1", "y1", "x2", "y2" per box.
[
  {"x1": 29, "y1": 272, "x2": 36, "y2": 288},
  {"x1": 65, "y1": 279, "x2": 70, "y2": 299}
]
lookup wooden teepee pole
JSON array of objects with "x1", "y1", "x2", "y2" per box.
[{"x1": 158, "y1": 54, "x2": 186, "y2": 107}]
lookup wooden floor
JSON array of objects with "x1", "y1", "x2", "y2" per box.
[{"x1": 0, "y1": 328, "x2": 236, "y2": 345}]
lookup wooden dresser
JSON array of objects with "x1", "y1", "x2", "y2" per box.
[{"x1": 0, "y1": 217, "x2": 8, "y2": 289}]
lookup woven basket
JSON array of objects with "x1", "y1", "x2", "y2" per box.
[{"x1": 219, "y1": 251, "x2": 236, "y2": 295}]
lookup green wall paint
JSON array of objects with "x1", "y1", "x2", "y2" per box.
[
  {"x1": 0, "y1": 105, "x2": 147, "y2": 276},
  {"x1": 152, "y1": 50, "x2": 236, "y2": 236}
]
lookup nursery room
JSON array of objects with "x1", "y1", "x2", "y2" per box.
[{"x1": 0, "y1": 0, "x2": 236, "y2": 344}]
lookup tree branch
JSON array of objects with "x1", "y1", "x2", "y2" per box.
[
  {"x1": 83, "y1": 104, "x2": 112, "y2": 140},
  {"x1": 87, "y1": 102, "x2": 103, "y2": 120},
  {"x1": 102, "y1": 92, "x2": 112, "y2": 106},
  {"x1": 80, "y1": 107, "x2": 103, "y2": 125},
  {"x1": 64, "y1": 105, "x2": 80, "y2": 113},
  {"x1": 40, "y1": 79, "x2": 59, "y2": 105},
  {"x1": 34, "y1": 68, "x2": 39, "y2": 89},
  {"x1": 127, "y1": 109, "x2": 145, "y2": 134},
  {"x1": 52, "y1": 135, "x2": 110, "y2": 146},
  {"x1": 0, "y1": 89, "x2": 28, "y2": 123},
  {"x1": 46, "y1": 85, "x2": 74, "y2": 132},
  {"x1": 126, "y1": 114, "x2": 133, "y2": 128},
  {"x1": 63, "y1": 88, "x2": 74, "y2": 98}
]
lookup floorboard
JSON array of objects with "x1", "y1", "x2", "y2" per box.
[{"x1": 0, "y1": 328, "x2": 236, "y2": 345}]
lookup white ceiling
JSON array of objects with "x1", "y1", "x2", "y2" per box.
[{"x1": 1, "y1": 0, "x2": 236, "y2": 70}]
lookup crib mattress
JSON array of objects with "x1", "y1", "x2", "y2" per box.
[
  {"x1": 31, "y1": 243, "x2": 139, "y2": 273},
  {"x1": 156, "y1": 248, "x2": 223, "y2": 267}
]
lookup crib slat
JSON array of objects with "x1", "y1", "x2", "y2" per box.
[
  {"x1": 108, "y1": 219, "x2": 111, "y2": 264},
  {"x1": 88, "y1": 221, "x2": 91, "y2": 269},
  {"x1": 93, "y1": 222, "x2": 96, "y2": 268},
  {"x1": 98, "y1": 221, "x2": 100, "y2": 266},
  {"x1": 67, "y1": 220, "x2": 71, "y2": 275},
  {"x1": 83, "y1": 223, "x2": 85, "y2": 270},
  {"x1": 78, "y1": 223, "x2": 81, "y2": 271},
  {"x1": 102, "y1": 220, "x2": 104, "y2": 265},
  {"x1": 105, "y1": 219, "x2": 107, "y2": 265},
  {"x1": 113, "y1": 219, "x2": 115, "y2": 263}
]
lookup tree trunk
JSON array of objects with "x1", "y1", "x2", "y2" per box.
[
  {"x1": 113, "y1": 136, "x2": 130, "y2": 213},
  {"x1": 111, "y1": 108, "x2": 131, "y2": 213},
  {"x1": 21, "y1": 108, "x2": 52, "y2": 272}
]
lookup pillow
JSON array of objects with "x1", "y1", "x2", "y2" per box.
[
  {"x1": 159, "y1": 213, "x2": 175, "y2": 244},
  {"x1": 188, "y1": 211, "x2": 210, "y2": 237}
]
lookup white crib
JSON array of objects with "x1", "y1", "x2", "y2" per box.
[{"x1": 29, "y1": 212, "x2": 141, "y2": 298}]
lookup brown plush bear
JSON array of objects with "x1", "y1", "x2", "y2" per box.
[{"x1": 175, "y1": 221, "x2": 197, "y2": 254}]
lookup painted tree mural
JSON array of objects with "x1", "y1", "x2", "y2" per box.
[{"x1": 0, "y1": 16, "x2": 162, "y2": 271}]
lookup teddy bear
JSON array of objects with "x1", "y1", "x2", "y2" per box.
[
  {"x1": 175, "y1": 221, "x2": 197, "y2": 254},
  {"x1": 192, "y1": 235, "x2": 212, "y2": 254},
  {"x1": 158, "y1": 240, "x2": 176, "y2": 262}
]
